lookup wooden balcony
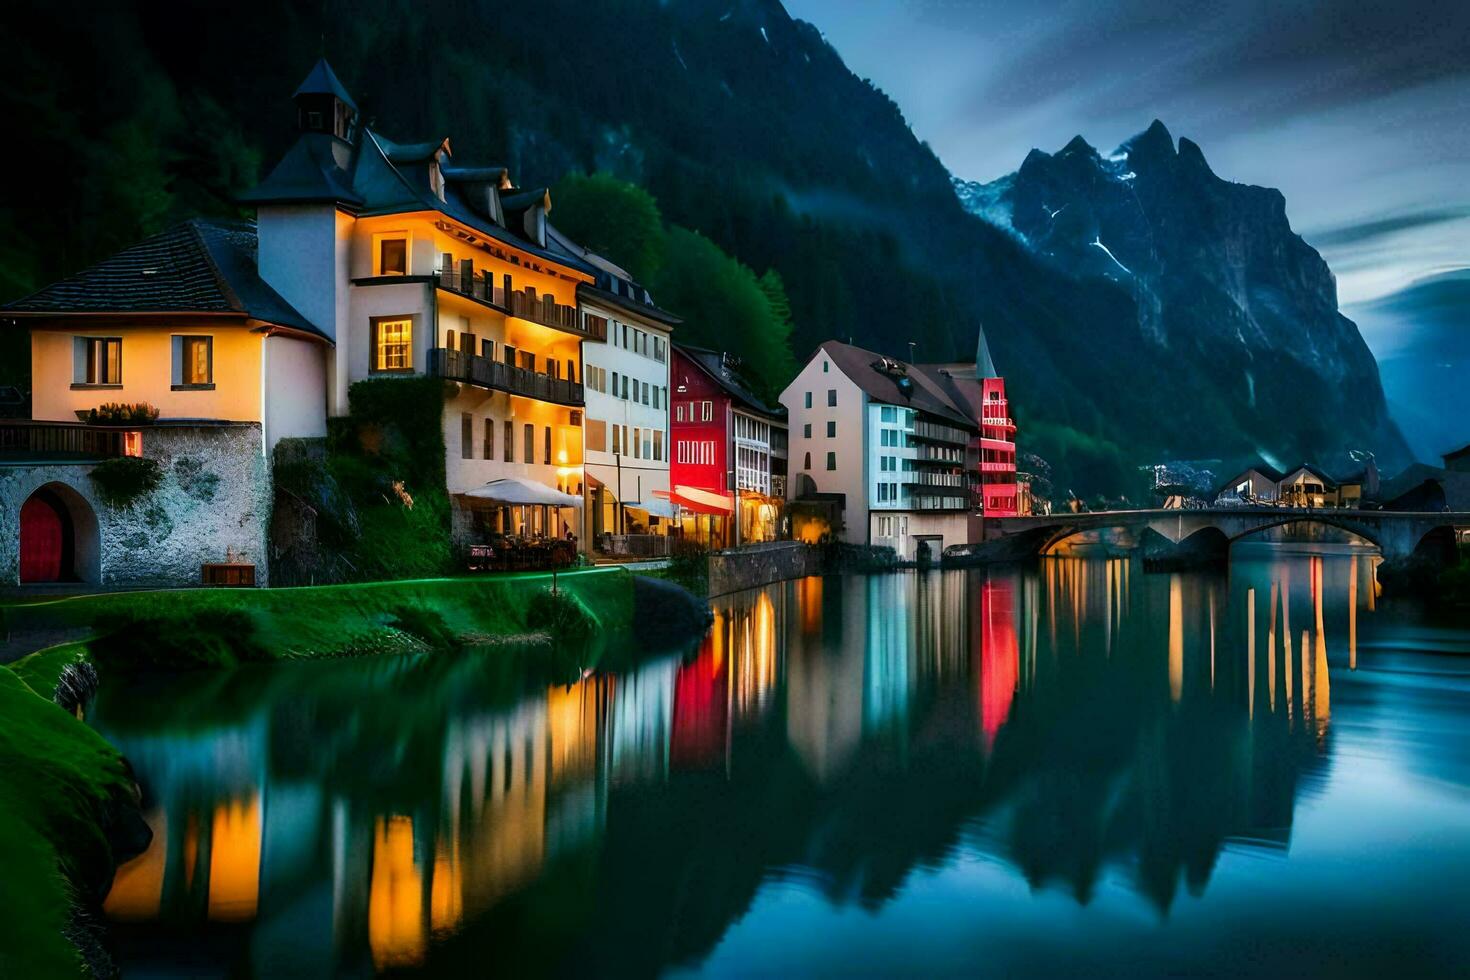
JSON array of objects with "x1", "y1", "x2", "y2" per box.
[
  {"x1": 0, "y1": 421, "x2": 131, "y2": 460},
  {"x1": 428, "y1": 348, "x2": 584, "y2": 407},
  {"x1": 435, "y1": 266, "x2": 605, "y2": 341}
]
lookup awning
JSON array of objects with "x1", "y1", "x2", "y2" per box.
[
  {"x1": 656, "y1": 485, "x2": 734, "y2": 516},
  {"x1": 462, "y1": 477, "x2": 582, "y2": 507},
  {"x1": 627, "y1": 498, "x2": 679, "y2": 519}
]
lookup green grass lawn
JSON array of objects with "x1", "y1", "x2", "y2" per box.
[
  {"x1": 0, "y1": 664, "x2": 134, "y2": 977},
  {"x1": 2, "y1": 567, "x2": 635, "y2": 662}
]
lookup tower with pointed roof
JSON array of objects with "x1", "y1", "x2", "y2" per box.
[{"x1": 975, "y1": 324, "x2": 1019, "y2": 516}]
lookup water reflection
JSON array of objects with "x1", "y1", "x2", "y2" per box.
[{"x1": 95, "y1": 549, "x2": 1470, "y2": 976}]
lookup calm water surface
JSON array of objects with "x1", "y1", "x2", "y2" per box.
[{"x1": 93, "y1": 550, "x2": 1470, "y2": 977}]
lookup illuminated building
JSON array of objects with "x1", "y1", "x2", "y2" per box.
[
  {"x1": 667, "y1": 345, "x2": 787, "y2": 547},
  {"x1": 780, "y1": 340, "x2": 979, "y2": 559}
]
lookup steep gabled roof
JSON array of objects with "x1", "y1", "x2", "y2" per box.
[
  {"x1": 3, "y1": 219, "x2": 328, "y2": 341},
  {"x1": 293, "y1": 58, "x2": 358, "y2": 112},
  {"x1": 1280, "y1": 462, "x2": 1337, "y2": 489},
  {"x1": 1214, "y1": 462, "x2": 1286, "y2": 497},
  {"x1": 818, "y1": 340, "x2": 976, "y2": 429},
  {"x1": 675, "y1": 344, "x2": 783, "y2": 419}
]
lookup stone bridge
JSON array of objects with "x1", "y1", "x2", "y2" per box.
[{"x1": 983, "y1": 508, "x2": 1470, "y2": 563}]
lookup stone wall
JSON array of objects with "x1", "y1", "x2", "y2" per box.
[
  {"x1": 0, "y1": 423, "x2": 270, "y2": 588},
  {"x1": 708, "y1": 541, "x2": 823, "y2": 597}
]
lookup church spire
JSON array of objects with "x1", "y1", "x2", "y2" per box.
[{"x1": 976, "y1": 323, "x2": 998, "y2": 380}]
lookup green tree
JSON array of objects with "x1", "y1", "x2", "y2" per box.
[
  {"x1": 551, "y1": 172, "x2": 666, "y2": 284},
  {"x1": 652, "y1": 227, "x2": 798, "y2": 402}
]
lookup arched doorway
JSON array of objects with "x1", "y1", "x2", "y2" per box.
[
  {"x1": 17, "y1": 482, "x2": 100, "y2": 585},
  {"x1": 20, "y1": 488, "x2": 73, "y2": 582}
]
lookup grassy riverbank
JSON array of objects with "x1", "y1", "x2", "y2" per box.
[
  {"x1": 1, "y1": 567, "x2": 635, "y2": 666},
  {"x1": 0, "y1": 661, "x2": 136, "y2": 977}
]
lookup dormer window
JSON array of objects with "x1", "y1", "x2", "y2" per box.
[{"x1": 376, "y1": 235, "x2": 408, "y2": 276}]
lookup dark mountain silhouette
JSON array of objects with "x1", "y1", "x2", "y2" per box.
[
  {"x1": 0, "y1": 0, "x2": 1409, "y2": 492},
  {"x1": 957, "y1": 120, "x2": 1409, "y2": 477},
  {"x1": 1346, "y1": 269, "x2": 1470, "y2": 461}
]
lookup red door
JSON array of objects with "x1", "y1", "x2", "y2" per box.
[{"x1": 19, "y1": 493, "x2": 65, "y2": 583}]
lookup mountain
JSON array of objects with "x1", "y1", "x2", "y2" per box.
[
  {"x1": 1346, "y1": 270, "x2": 1470, "y2": 461},
  {"x1": 0, "y1": 0, "x2": 1409, "y2": 494},
  {"x1": 955, "y1": 120, "x2": 1409, "y2": 478}
]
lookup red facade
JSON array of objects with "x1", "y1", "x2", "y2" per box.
[
  {"x1": 669, "y1": 347, "x2": 732, "y2": 502},
  {"x1": 978, "y1": 376, "x2": 1019, "y2": 517}
]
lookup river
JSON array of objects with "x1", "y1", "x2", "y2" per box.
[{"x1": 90, "y1": 549, "x2": 1470, "y2": 976}]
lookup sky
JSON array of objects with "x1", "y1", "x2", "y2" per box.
[{"x1": 781, "y1": 0, "x2": 1470, "y2": 307}]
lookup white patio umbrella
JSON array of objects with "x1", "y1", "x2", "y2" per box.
[{"x1": 463, "y1": 477, "x2": 582, "y2": 507}]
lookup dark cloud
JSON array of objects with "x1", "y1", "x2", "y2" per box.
[{"x1": 783, "y1": 0, "x2": 1470, "y2": 307}]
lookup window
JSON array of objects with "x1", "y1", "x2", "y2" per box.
[
  {"x1": 74, "y1": 337, "x2": 121, "y2": 386},
  {"x1": 804, "y1": 452, "x2": 812, "y2": 470},
  {"x1": 461, "y1": 413, "x2": 474, "y2": 459},
  {"x1": 584, "y1": 312, "x2": 608, "y2": 338},
  {"x1": 826, "y1": 452, "x2": 836, "y2": 470},
  {"x1": 643, "y1": 430, "x2": 653, "y2": 458},
  {"x1": 612, "y1": 371, "x2": 619, "y2": 396},
  {"x1": 622, "y1": 376, "x2": 630, "y2": 400},
  {"x1": 372, "y1": 317, "x2": 412, "y2": 372},
  {"x1": 612, "y1": 425, "x2": 622, "y2": 455},
  {"x1": 481, "y1": 338, "x2": 495, "y2": 361},
  {"x1": 826, "y1": 420, "x2": 836, "y2": 438},
  {"x1": 172, "y1": 335, "x2": 213, "y2": 388},
  {"x1": 545, "y1": 426, "x2": 552, "y2": 465},
  {"x1": 881, "y1": 406, "x2": 895, "y2": 423},
  {"x1": 504, "y1": 420, "x2": 514, "y2": 462},
  {"x1": 586, "y1": 418, "x2": 607, "y2": 453},
  {"x1": 804, "y1": 391, "x2": 813, "y2": 409},
  {"x1": 524, "y1": 424, "x2": 535, "y2": 465},
  {"x1": 653, "y1": 386, "x2": 661, "y2": 409},
  {"x1": 701, "y1": 401, "x2": 713, "y2": 422},
  {"x1": 823, "y1": 360, "x2": 829, "y2": 373},
  {"x1": 655, "y1": 337, "x2": 666, "y2": 362},
  {"x1": 803, "y1": 423, "x2": 811, "y2": 438},
  {"x1": 483, "y1": 418, "x2": 495, "y2": 459},
  {"x1": 653, "y1": 430, "x2": 663, "y2": 461},
  {"x1": 827, "y1": 389, "x2": 837, "y2": 407},
  {"x1": 377, "y1": 236, "x2": 408, "y2": 276},
  {"x1": 633, "y1": 427, "x2": 642, "y2": 459},
  {"x1": 675, "y1": 404, "x2": 685, "y2": 423}
]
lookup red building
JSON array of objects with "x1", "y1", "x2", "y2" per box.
[
  {"x1": 974, "y1": 329, "x2": 1018, "y2": 517},
  {"x1": 667, "y1": 345, "x2": 786, "y2": 547}
]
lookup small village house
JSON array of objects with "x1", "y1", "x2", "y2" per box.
[
  {"x1": 668, "y1": 346, "x2": 787, "y2": 548},
  {"x1": 780, "y1": 341, "x2": 979, "y2": 560}
]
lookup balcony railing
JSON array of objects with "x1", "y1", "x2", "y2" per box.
[
  {"x1": 428, "y1": 348, "x2": 584, "y2": 406},
  {"x1": 0, "y1": 421, "x2": 130, "y2": 459},
  {"x1": 435, "y1": 267, "x2": 506, "y2": 307},
  {"x1": 910, "y1": 418, "x2": 970, "y2": 446},
  {"x1": 435, "y1": 267, "x2": 604, "y2": 341}
]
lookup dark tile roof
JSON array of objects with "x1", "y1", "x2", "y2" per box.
[
  {"x1": 237, "y1": 132, "x2": 363, "y2": 207},
  {"x1": 4, "y1": 219, "x2": 328, "y2": 341},
  {"x1": 819, "y1": 340, "x2": 976, "y2": 429},
  {"x1": 675, "y1": 344, "x2": 784, "y2": 420},
  {"x1": 1281, "y1": 462, "x2": 1338, "y2": 489},
  {"x1": 294, "y1": 58, "x2": 358, "y2": 112}
]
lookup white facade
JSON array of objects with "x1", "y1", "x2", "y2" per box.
[
  {"x1": 781, "y1": 346, "x2": 975, "y2": 560},
  {"x1": 733, "y1": 410, "x2": 775, "y2": 496},
  {"x1": 580, "y1": 301, "x2": 671, "y2": 520},
  {"x1": 781, "y1": 350, "x2": 870, "y2": 543}
]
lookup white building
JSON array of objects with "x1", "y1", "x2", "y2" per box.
[
  {"x1": 569, "y1": 259, "x2": 678, "y2": 548},
  {"x1": 781, "y1": 341, "x2": 977, "y2": 560}
]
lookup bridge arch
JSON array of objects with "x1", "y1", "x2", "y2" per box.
[{"x1": 1226, "y1": 516, "x2": 1380, "y2": 552}]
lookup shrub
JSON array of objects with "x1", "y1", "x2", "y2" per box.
[
  {"x1": 89, "y1": 609, "x2": 270, "y2": 672},
  {"x1": 84, "y1": 402, "x2": 158, "y2": 425},
  {"x1": 526, "y1": 587, "x2": 596, "y2": 644},
  {"x1": 88, "y1": 456, "x2": 162, "y2": 509},
  {"x1": 387, "y1": 604, "x2": 460, "y2": 651}
]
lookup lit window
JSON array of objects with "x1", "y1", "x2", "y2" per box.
[
  {"x1": 75, "y1": 337, "x2": 122, "y2": 386},
  {"x1": 378, "y1": 237, "x2": 408, "y2": 276},
  {"x1": 174, "y1": 336, "x2": 212, "y2": 387},
  {"x1": 373, "y1": 318, "x2": 412, "y2": 371}
]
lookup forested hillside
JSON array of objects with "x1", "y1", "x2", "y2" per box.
[{"x1": 0, "y1": 0, "x2": 1406, "y2": 495}]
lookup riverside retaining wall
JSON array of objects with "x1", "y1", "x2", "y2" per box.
[{"x1": 707, "y1": 541, "x2": 823, "y2": 596}]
